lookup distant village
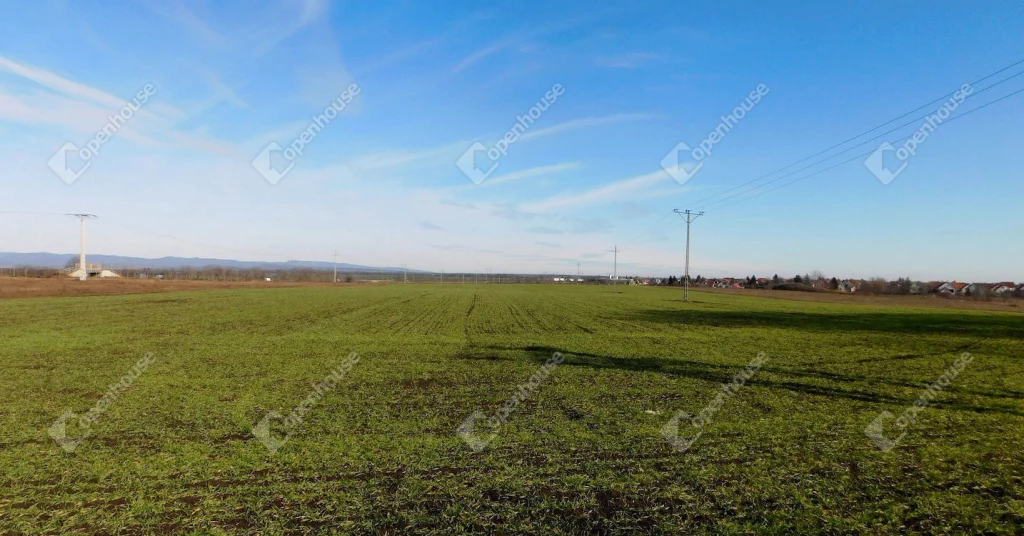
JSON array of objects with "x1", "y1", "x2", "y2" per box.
[
  {"x1": 621, "y1": 274, "x2": 1024, "y2": 299},
  {"x1": 3, "y1": 261, "x2": 1021, "y2": 299}
]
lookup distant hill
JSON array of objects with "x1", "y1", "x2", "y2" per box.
[{"x1": 0, "y1": 252, "x2": 421, "y2": 273}]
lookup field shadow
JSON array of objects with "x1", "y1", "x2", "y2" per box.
[
  {"x1": 489, "y1": 344, "x2": 1024, "y2": 417},
  {"x1": 625, "y1": 309, "x2": 1024, "y2": 339}
]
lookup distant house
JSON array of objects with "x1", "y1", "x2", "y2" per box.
[
  {"x1": 837, "y1": 279, "x2": 861, "y2": 293},
  {"x1": 991, "y1": 282, "x2": 1016, "y2": 294},
  {"x1": 935, "y1": 282, "x2": 968, "y2": 294},
  {"x1": 756, "y1": 277, "x2": 768, "y2": 288},
  {"x1": 962, "y1": 283, "x2": 988, "y2": 296}
]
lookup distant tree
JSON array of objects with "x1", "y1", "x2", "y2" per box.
[
  {"x1": 830, "y1": 277, "x2": 839, "y2": 290},
  {"x1": 794, "y1": 275, "x2": 803, "y2": 284},
  {"x1": 772, "y1": 274, "x2": 780, "y2": 285},
  {"x1": 860, "y1": 278, "x2": 888, "y2": 294},
  {"x1": 968, "y1": 284, "x2": 991, "y2": 301},
  {"x1": 65, "y1": 257, "x2": 78, "y2": 269},
  {"x1": 887, "y1": 277, "x2": 912, "y2": 295}
]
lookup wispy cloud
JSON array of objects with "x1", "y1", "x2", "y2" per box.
[
  {"x1": 535, "y1": 241, "x2": 561, "y2": 248},
  {"x1": 354, "y1": 35, "x2": 448, "y2": 77},
  {"x1": 439, "y1": 199, "x2": 477, "y2": 209},
  {"x1": 343, "y1": 140, "x2": 471, "y2": 172},
  {"x1": 523, "y1": 170, "x2": 669, "y2": 212},
  {"x1": 527, "y1": 226, "x2": 563, "y2": 234},
  {"x1": 0, "y1": 56, "x2": 182, "y2": 148},
  {"x1": 142, "y1": 0, "x2": 331, "y2": 60},
  {"x1": 452, "y1": 41, "x2": 510, "y2": 73},
  {"x1": 595, "y1": 53, "x2": 664, "y2": 69},
  {"x1": 564, "y1": 217, "x2": 613, "y2": 234},
  {"x1": 0, "y1": 56, "x2": 129, "y2": 109},
  {"x1": 485, "y1": 162, "x2": 580, "y2": 185},
  {"x1": 420, "y1": 221, "x2": 444, "y2": 231},
  {"x1": 520, "y1": 113, "x2": 654, "y2": 141},
  {"x1": 197, "y1": 67, "x2": 250, "y2": 109},
  {"x1": 491, "y1": 203, "x2": 539, "y2": 221}
]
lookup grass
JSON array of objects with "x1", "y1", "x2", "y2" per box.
[{"x1": 0, "y1": 284, "x2": 1022, "y2": 534}]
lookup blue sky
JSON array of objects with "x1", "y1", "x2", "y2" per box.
[{"x1": 1, "y1": 0, "x2": 1022, "y2": 280}]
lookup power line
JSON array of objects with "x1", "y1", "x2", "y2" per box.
[
  {"x1": 608, "y1": 245, "x2": 620, "y2": 284},
  {"x1": 622, "y1": 209, "x2": 675, "y2": 244},
  {"x1": 95, "y1": 218, "x2": 270, "y2": 257},
  {"x1": 688, "y1": 60, "x2": 1024, "y2": 210},
  {"x1": 694, "y1": 71, "x2": 1024, "y2": 212},
  {"x1": 701, "y1": 84, "x2": 1024, "y2": 212},
  {"x1": 674, "y1": 209, "x2": 703, "y2": 302},
  {"x1": 623, "y1": 59, "x2": 1024, "y2": 250},
  {"x1": 0, "y1": 211, "x2": 66, "y2": 216}
]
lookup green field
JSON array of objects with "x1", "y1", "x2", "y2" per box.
[{"x1": 1, "y1": 284, "x2": 1022, "y2": 534}]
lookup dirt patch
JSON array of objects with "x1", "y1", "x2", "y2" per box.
[
  {"x1": 0, "y1": 277, "x2": 385, "y2": 300},
  {"x1": 399, "y1": 378, "x2": 438, "y2": 389},
  {"x1": 217, "y1": 432, "x2": 252, "y2": 443},
  {"x1": 174, "y1": 496, "x2": 203, "y2": 506},
  {"x1": 81, "y1": 497, "x2": 128, "y2": 509},
  {"x1": 693, "y1": 287, "x2": 1024, "y2": 313}
]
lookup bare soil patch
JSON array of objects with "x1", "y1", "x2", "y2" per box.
[
  {"x1": 0, "y1": 277, "x2": 383, "y2": 299},
  {"x1": 700, "y1": 287, "x2": 1023, "y2": 313}
]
